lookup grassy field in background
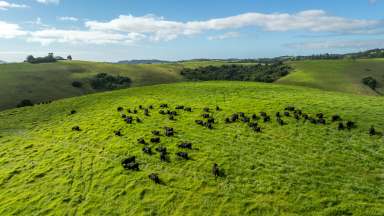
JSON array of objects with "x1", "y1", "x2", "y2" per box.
[
  {"x1": 0, "y1": 81, "x2": 383, "y2": 215},
  {"x1": 278, "y1": 59, "x2": 384, "y2": 95},
  {"x1": 0, "y1": 61, "x2": 183, "y2": 110}
]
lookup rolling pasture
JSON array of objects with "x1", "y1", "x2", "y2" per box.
[
  {"x1": 0, "y1": 81, "x2": 383, "y2": 215},
  {"x1": 278, "y1": 59, "x2": 384, "y2": 95}
]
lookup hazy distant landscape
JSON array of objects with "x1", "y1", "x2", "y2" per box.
[{"x1": 1, "y1": 0, "x2": 384, "y2": 215}]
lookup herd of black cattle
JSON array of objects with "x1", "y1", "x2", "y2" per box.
[{"x1": 70, "y1": 104, "x2": 382, "y2": 184}]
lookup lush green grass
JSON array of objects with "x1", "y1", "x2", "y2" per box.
[
  {"x1": 278, "y1": 59, "x2": 384, "y2": 95},
  {"x1": 0, "y1": 61, "x2": 183, "y2": 110},
  {"x1": 0, "y1": 81, "x2": 383, "y2": 215}
]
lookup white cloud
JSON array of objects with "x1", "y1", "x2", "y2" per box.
[
  {"x1": 0, "y1": 21, "x2": 26, "y2": 38},
  {"x1": 208, "y1": 32, "x2": 241, "y2": 40},
  {"x1": 58, "y1": 16, "x2": 78, "y2": 22},
  {"x1": 27, "y1": 29, "x2": 146, "y2": 45},
  {"x1": 85, "y1": 11, "x2": 382, "y2": 42},
  {"x1": 286, "y1": 39, "x2": 384, "y2": 50},
  {"x1": 36, "y1": 0, "x2": 59, "y2": 5},
  {"x1": 0, "y1": 1, "x2": 27, "y2": 10}
]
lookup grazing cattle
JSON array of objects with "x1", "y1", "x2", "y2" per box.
[
  {"x1": 125, "y1": 117, "x2": 133, "y2": 124},
  {"x1": 195, "y1": 120, "x2": 204, "y2": 125},
  {"x1": 165, "y1": 127, "x2": 174, "y2": 136},
  {"x1": 144, "y1": 109, "x2": 150, "y2": 116},
  {"x1": 184, "y1": 107, "x2": 192, "y2": 112},
  {"x1": 252, "y1": 114, "x2": 259, "y2": 120},
  {"x1": 294, "y1": 110, "x2": 302, "y2": 116},
  {"x1": 136, "y1": 117, "x2": 142, "y2": 123},
  {"x1": 152, "y1": 130, "x2": 160, "y2": 136},
  {"x1": 254, "y1": 127, "x2": 262, "y2": 133},
  {"x1": 149, "y1": 105, "x2": 154, "y2": 109},
  {"x1": 72, "y1": 126, "x2": 81, "y2": 131},
  {"x1": 121, "y1": 114, "x2": 127, "y2": 119},
  {"x1": 309, "y1": 117, "x2": 317, "y2": 124},
  {"x1": 276, "y1": 112, "x2": 281, "y2": 118},
  {"x1": 139, "y1": 105, "x2": 143, "y2": 109},
  {"x1": 294, "y1": 114, "x2": 300, "y2": 120},
  {"x1": 114, "y1": 130, "x2": 122, "y2": 136},
  {"x1": 249, "y1": 122, "x2": 258, "y2": 128},
  {"x1": 212, "y1": 163, "x2": 220, "y2": 177},
  {"x1": 239, "y1": 112, "x2": 245, "y2": 118},
  {"x1": 302, "y1": 114, "x2": 309, "y2": 120},
  {"x1": 170, "y1": 111, "x2": 177, "y2": 116},
  {"x1": 242, "y1": 117, "x2": 250, "y2": 123},
  {"x1": 260, "y1": 112, "x2": 267, "y2": 117},
  {"x1": 207, "y1": 118, "x2": 215, "y2": 124},
  {"x1": 176, "y1": 152, "x2": 189, "y2": 159},
  {"x1": 160, "y1": 151, "x2": 167, "y2": 161},
  {"x1": 122, "y1": 157, "x2": 139, "y2": 171},
  {"x1": 70, "y1": 110, "x2": 76, "y2": 115},
  {"x1": 332, "y1": 115, "x2": 342, "y2": 122},
  {"x1": 175, "y1": 105, "x2": 185, "y2": 110},
  {"x1": 206, "y1": 123, "x2": 214, "y2": 129},
  {"x1": 369, "y1": 126, "x2": 377, "y2": 136},
  {"x1": 285, "y1": 106, "x2": 295, "y2": 111},
  {"x1": 318, "y1": 118, "x2": 326, "y2": 125},
  {"x1": 127, "y1": 109, "x2": 132, "y2": 113},
  {"x1": 169, "y1": 115, "x2": 175, "y2": 121},
  {"x1": 346, "y1": 121, "x2": 355, "y2": 130},
  {"x1": 133, "y1": 109, "x2": 138, "y2": 114},
  {"x1": 225, "y1": 118, "x2": 231, "y2": 124},
  {"x1": 156, "y1": 146, "x2": 167, "y2": 153},
  {"x1": 338, "y1": 123, "x2": 345, "y2": 130},
  {"x1": 149, "y1": 173, "x2": 160, "y2": 184},
  {"x1": 178, "y1": 142, "x2": 192, "y2": 149},
  {"x1": 203, "y1": 107, "x2": 210, "y2": 112},
  {"x1": 277, "y1": 118, "x2": 285, "y2": 126},
  {"x1": 122, "y1": 156, "x2": 135, "y2": 164},
  {"x1": 316, "y1": 113, "x2": 324, "y2": 119},
  {"x1": 263, "y1": 116, "x2": 271, "y2": 123},
  {"x1": 151, "y1": 137, "x2": 160, "y2": 143},
  {"x1": 159, "y1": 110, "x2": 166, "y2": 115},
  {"x1": 231, "y1": 114, "x2": 239, "y2": 122},
  {"x1": 117, "y1": 107, "x2": 123, "y2": 112},
  {"x1": 202, "y1": 113, "x2": 210, "y2": 118},
  {"x1": 216, "y1": 106, "x2": 221, "y2": 111},
  {"x1": 284, "y1": 112, "x2": 290, "y2": 117},
  {"x1": 143, "y1": 147, "x2": 152, "y2": 154},
  {"x1": 137, "y1": 138, "x2": 146, "y2": 144},
  {"x1": 160, "y1": 104, "x2": 168, "y2": 108}
]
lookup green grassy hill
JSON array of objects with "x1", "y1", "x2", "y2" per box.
[
  {"x1": 1, "y1": 81, "x2": 383, "y2": 215},
  {"x1": 0, "y1": 61, "x2": 183, "y2": 110},
  {"x1": 278, "y1": 59, "x2": 384, "y2": 95}
]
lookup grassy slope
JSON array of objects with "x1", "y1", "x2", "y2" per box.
[
  {"x1": 0, "y1": 81, "x2": 383, "y2": 215},
  {"x1": 0, "y1": 61, "x2": 183, "y2": 110},
  {"x1": 278, "y1": 59, "x2": 384, "y2": 95}
]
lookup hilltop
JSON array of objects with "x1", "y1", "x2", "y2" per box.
[{"x1": 0, "y1": 81, "x2": 383, "y2": 215}]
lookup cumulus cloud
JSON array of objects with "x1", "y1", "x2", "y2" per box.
[
  {"x1": 208, "y1": 32, "x2": 241, "y2": 40},
  {"x1": 0, "y1": 1, "x2": 27, "y2": 10},
  {"x1": 0, "y1": 21, "x2": 26, "y2": 38},
  {"x1": 36, "y1": 0, "x2": 59, "y2": 5},
  {"x1": 58, "y1": 16, "x2": 78, "y2": 22},
  {"x1": 286, "y1": 39, "x2": 384, "y2": 50}
]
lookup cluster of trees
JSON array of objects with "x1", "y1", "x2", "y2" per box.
[
  {"x1": 90, "y1": 73, "x2": 132, "y2": 90},
  {"x1": 362, "y1": 77, "x2": 378, "y2": 90},
  {"x1": 26, "y1": 53, "x2": 72, "y2": 64},
  {"x1": 180, "y1": 62, "x2": 291, "y2": 83},
  {"x1": 17, "y1": 99, "x2": 34, "y2": 108}
]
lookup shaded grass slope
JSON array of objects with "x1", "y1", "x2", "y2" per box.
[{"x1": 0, "y1": 81, "x2": 383, "y2": 215}]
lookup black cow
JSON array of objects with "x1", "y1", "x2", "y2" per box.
[
  {"x1": 114, "y1": 130, "x2": 122, "y2": 136},
  {"x1": 160, "y1": 151, "x2": 167, "y2": 161},
  {"x1": 338, "y1": 122, "x2": 345, "y2": 130},
  {"x1": 263, "y1": 116, "x2": 271, "y2": 123},
  {"x1": 294, "y1": 110, "x2": 302, "y2": 116},
  {"x1": 127, "y1": 109, "x2": 132, "y2": 113},
  {"x1": 254, "y1": 127, "x2": 262, "y2": 133},
  {"x1": 125, "y1": 117, "x2": 133, "y2": 124},
  {"x1": 231, "y1": 114, "x2": 239, "y2": 122},
  {"x1": 206, "y1": 123, "x2": 214, "y2": 129},
  {"x1": 242, "y1": 117, "x2": 250, "y2": 123},
  {"x1": 332, "y1": 115, "x2": 342, "y2": 122},
  {"x1": 176, "y1": 152, "x2": 189, "y2": 159},
  {"x1": 152, "y1": 130, "x2": 160, "y2": 136},
  {"x1": 137, "y1": 138, "x2": 146, "y2": 144},
  {"x1": 248, "y1": 122, "x2": 258, "y2": 128},
  {"x1": 239, "y1": 112, "x2": 245, "y2": 118},
  {"x1": 165, "y1": 127, "x2": 174, "y2": 136},
  {"x1": 70, "y1": 110, "x2": 77, "y2": 115},
  {"x1": 216, "y1": 106, "x2": 221, "y2": 111},
  {"x1": 72, "y1": 126, "x2": 81, "y2": 131},
  {"x1": 369, "y1": 126, "x2": 377, "y2": 136},
  {"x1": 159, "y1": 110, "x2": 166, "y2": 115},
  {"x1": 149, "y1": 105, "x2": 154, "y2": 109},
  {"x1": 133, "y1": 109, "x2": 138, "y2": 114},
  {"x1": 212, "y1": 163, "x2": 220, "y2": 177},
  {"x1": 148, "y1": 173, "x2": 160, "y2": 184},
  {"x1": 346, "y1": 121, "x2": 355, "y2": 130},
  {"x1": 142, "y1": 147, "x2": 152, "y2": 155},
  {"x1": 195, "y1": 120, "x2": 204, "y2": 125},
  {"x1": 136, "y1": 117, "x2": 142, "y2": 123},
  {"x1": 121, "y1": 114, "x2": 127, "y2": 119},
  {"x1": 139, "y1": 105, "x2": 143, "y2": 110},
  {"x1": 284, "y1": 112, "x2": 290, "y2": 117},
  {"x1": 252, "y1": 114, "x2": 259, "y2": 120},
  {"x1": 175, "y1": 105, "x2": 184, "y2": 110},
  {"x1": 277, "y1": 118, "x2": 285, "y2": 126},
  {"x1": 117, "y1": 107, "x2": 124, "y2": 112},
  {"x1": 260, "y1": 112, "x2": 267, "y2": 117},
  {"x1": 207, "y1": 118, "x2": 215, "y2": 124},
  {"x1": 144, "y1": 109, "x2": 150, "y2": 116},
  {"x1": 285, "y1": 106, "x2": 295, "y2": 111},
  {"x1": 178, "y1": 142, "x2": 192, "y2": 149},
  {"x1": 318, "y1": 118, "x2": 326, "y2": 125},
  {"x1": 316, "y1": 113, "x2": 324, "y2": 119},
  {"x1": 225, "y1": 118, "x2": 231, "y2": 124},
  {"x1": 202, "y1": 113, "x2": 210, "y2": 118},
  {"x1": 184, "y1": 107, "x2": 192, "y2": 112},
  {"x1": 294, "y1": 114, "x2": 300, "y2": 120},
  {"x1": 169, "y1": 115, "x2": 175, "y2": 121},
  {"x1": 122, "y1": 156, "x2": 135, "y2": 164},
  {"x1": 156, "y1": 146, "x2": 167, "y2": 153},
  {"x1": 160, "y1": 104, "x2": 168, "y2": 108},
  {"x1": 203, "y1": 107, "x2": 210, "y2": 112},
  {"x1": 309, "y1": 117, "x2": 317, "y2": 124},
  {"x1": 122, "y1": 157, "x2": 139, "y2": 171},
  {"x1": 151, "y1": 137, "x2": 160, "y2": 143},
  {"x1": 276, "y1": 112, "x2": 281, "y2": 118},
  {"x1": 303, "y1": 114, "x2": 309, "y2": 120}
]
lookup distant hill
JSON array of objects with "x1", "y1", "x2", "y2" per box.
[
  {"x1": 117, "y1": 59, "x2": 173, "y2": 64},
  {"x1": 0, "y1": 60, "x2": 6, "y2": 64}
]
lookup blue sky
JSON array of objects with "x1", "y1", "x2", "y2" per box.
[{"x1": 0, "y1": 0, "x2": 383, "y2": 62}]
